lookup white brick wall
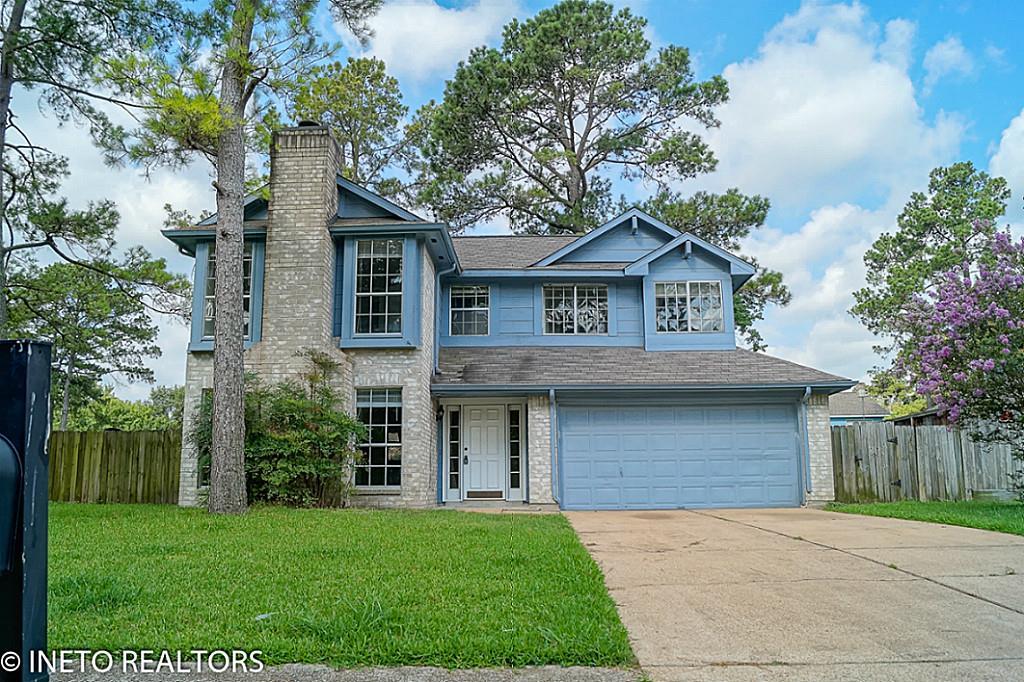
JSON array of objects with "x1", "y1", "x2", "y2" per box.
[
  {"x1": 527, "y1": 395, "x2": 555, "y2": 504},
  {"x1": 806, "y1": 393, "x2": 835, "y2": 503}
]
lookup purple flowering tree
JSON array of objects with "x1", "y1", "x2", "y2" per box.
[{"x1": 901, "y1": 226, "x2": 1024, "y2": 495}]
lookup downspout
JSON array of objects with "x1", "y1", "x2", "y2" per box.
[
  {"x1": 800, "y1": 386, "x2": 813, "y2": 498},
  {"x1": 434, "y1": 263, "x2": 458, "y2": 373},
  {"x1": 549, "y1": 388, "x2": 559, "y2": 504}
]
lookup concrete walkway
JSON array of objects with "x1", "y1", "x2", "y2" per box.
[{"x1": 567, "y1": 508, "x2": 1024, "y2": 681}]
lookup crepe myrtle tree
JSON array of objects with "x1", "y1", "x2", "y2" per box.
[{"x1": 900, "y1": 224, "x2": 1024, "y2": 496}]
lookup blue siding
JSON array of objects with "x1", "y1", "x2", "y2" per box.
[
  {"x1": 642, "y1": 247, "x2": 737, "y2": 351},
  {"x1": 338, "y1": 190, "x2": 395, "y2": 219},
  {"x1": 439, "y1": 279, "x2": 645, "y2": 347},
  {"x1": 561, "y1": 222, "x2": 669, "y2": 262}
]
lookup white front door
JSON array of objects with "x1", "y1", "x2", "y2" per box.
[{"x1": 465, "y1": 405, "x2": 506, "y2": 495}]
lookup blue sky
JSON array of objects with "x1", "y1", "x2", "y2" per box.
[{"x1": 19, "y1": 0, "x2": 1024, "y2": 398}]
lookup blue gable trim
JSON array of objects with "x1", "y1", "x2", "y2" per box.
[
  {"x1": 336, "y1": 176, "x2": 422, "y2": 222},
  {"x1": 338, "y1": 234, "x2": 422, "y2": 349},
  {"x1": 187, "y1": 239, "x2": 265, "y2": 352},
  {"x1": 534, "y1": 208, "x2": 679, "y2": 266},
  {"x1": 194, "y1": 191, "x2": 269, "y2": 227},
  {"x1": 625, "y1": 232, "x2": 757, "y2": 291}
]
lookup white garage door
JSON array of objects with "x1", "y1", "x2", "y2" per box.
[{"x1": 559, "y1": 403, "x2": 801, "y2": 510}]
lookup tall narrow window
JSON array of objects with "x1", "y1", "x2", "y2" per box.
[
  {"x1": 450, "y1": 285, "x2": 489, "y2": 336},
  {"x1": 655, "y1": 281, "x2": 724, "y2": 333},
  {"x1": 508, "y1": 406, "x2": 522, "y2": 490},
  {"x1": 355, "y1": 238, "x2": 403, "y2": 335},
  {"x1": 448, "y1": 408, "x2": 461, "y2": 491},
  {"x1": 355, "y1": 388, "x2": 402, "y2": 488},
  {"x1": 202, "y1": 242, "x2": 254, "y2": 339},
  {"x1": 543, "y1": 284, "x2": 608, "y2": 335}
]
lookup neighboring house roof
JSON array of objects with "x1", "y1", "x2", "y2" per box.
[
  {"x1": 452, "y1": 236, "x2": 577, "y2": 269},
  {"x1": 435, "y1": 346, "x2": 853, "y2": 390},
  {"x1": 828, "y1": 386, "x2": 889, "y2": 417}
]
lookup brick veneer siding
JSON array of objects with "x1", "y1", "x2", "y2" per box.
[
  {"x1": 805, "y1": 393, "x2": 835, "y2": 503},
  {"x1": 527, "y1": 395, "x2": 555, "y2": 504},
  {"x1": 178, "y1": 352, "x2": 212, "y2": 507},
  {"x1": 347, "y1": 245, "x2": 438, "y2": 508}
]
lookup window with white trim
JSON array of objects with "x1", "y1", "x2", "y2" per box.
[
  {"x1": 543, "y1": 284, "x2": 608, "y2": 335},
  {"x1": 655, "y1": 281, "x2": 724, "y2": 333},
  {"x1": 355, "y1": 238, "x2": 403, "y2": 335},
  {"x1": 450, "y1": 285, "x2": 489, "y2": 336},
  {"x1": 355, "y1": 388, "x2": 402, "y2": 488},
  {"x1": 202, "y1": 242, "x2": 254, "y2": 340}
]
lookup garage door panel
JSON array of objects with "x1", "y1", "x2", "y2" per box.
[
  {"x1": 560, "y1": 403, "x2": 800, "y2": 510},
  {"x1": 622, "y1": 433, "x2": 649, "y2": 451}
]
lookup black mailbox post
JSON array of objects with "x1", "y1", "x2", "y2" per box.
[{"x1": 0, "y1": 341, "x2": 51, "y2": 682}]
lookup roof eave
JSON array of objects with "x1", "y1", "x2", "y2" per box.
[{"x1": 432, "y1": 380, "x2": 857, "y2": 395}]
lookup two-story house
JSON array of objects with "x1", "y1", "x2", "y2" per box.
[{"x1": 164, "y1": 124, "x2": 854, "y2": 510}]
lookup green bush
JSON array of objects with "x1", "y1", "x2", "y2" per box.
[{"x1": 189, "y1": 349, "x2": 366, "y2": 507}]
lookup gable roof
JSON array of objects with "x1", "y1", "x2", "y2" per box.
[
  {"x1": 435, "y1": 346, "x2": 853, "y2": 391},
  {"x1": 452, "y1": 236, "x2": 577, "y2": 269},
  {"x1": 623, "y1": 231, "x2": 757, "y2": 290},
  {"x1": 533, "y1": 208, "x2": 679, "y2": 266},
  {"x1": 334, "y1": 175, "x2": 422, "y2": 222},
  {"x1": 191, "y1": 176, "x2": 421, "y2": 230}
]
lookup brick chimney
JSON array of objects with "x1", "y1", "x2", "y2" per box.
[{"x1": 245, "y1": 125, "x2": 351, "y2": 387}]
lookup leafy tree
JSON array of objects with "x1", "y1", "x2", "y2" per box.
[
  {"x1": 421, "y1": 0, "x2": 727, "y2": 235},
  {"x1": 292, "y1": 57, "x2": 418, "y2": 202},
  {"x1": 108, "y1": 0, "x2": 381, "y2": 515},
  {"x1": 852, "y1": 162, "x2": 1010, "y2": 347},
  {"x1": 864, "y1": 371, "x2": 926, "y2": 418},
  {"x1": 0, "y1": 0, "x2": 187, "y2": 331},
  {"x1": 898, "y1": 227, "x2": 1024, "y2": 496},
  {"x1": 633, "y1": 189, "x2": 791, "y2": 350},
  {"x1": 66, "y1": 387, "x2": 182, "y2": 432},
  {"x1": 7, "y1": 261, "x2": 179, "y2": 429},
  {"x1": 189, "y1": 349, "x2": 366, "y2": 507}
]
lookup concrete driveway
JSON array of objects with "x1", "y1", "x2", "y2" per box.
[{"x1": 567, "y1": 508, "x2": 1024, "y2": 682}]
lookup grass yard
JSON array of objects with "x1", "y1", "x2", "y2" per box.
[
  {"x1": 49, "y1": 504, "x2": 633, "y2": 668},
  {"x1": 827, "y1": 500, "x2": 1024, "y2": 537}
]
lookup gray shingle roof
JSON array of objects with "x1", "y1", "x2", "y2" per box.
[
  {"x1": 452, "y1": 236, "x2": 577, "y2": 269},
  {"x1": 829, "y1": 386, "x2": 889, "y2": 416},
  {"x1": 435, "y1": 346, "x2": 852, "y2": 388}
]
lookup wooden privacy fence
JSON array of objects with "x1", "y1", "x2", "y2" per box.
[
  {"x1": 49, "y1": 430, "x2": 181, "y2": 504},
  {"x1": 831, "y1": 422, "x2": 1021, "y2": 503}
]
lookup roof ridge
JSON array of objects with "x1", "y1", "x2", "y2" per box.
[{"x1": 452, "y1": 234, "x2": 578, "y2": 239}]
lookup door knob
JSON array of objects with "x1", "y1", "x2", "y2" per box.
[{"x1": 463, "y1": 455, "x2": 468, "y2": 465}]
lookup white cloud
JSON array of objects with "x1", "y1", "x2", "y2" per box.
[
  {"x1": 922, "y1": 36, "x2": 975, "y2": 94},
  {"x1": 691, "y1": 2, "x2": 974, "y2": 382},
  {"x1": 341, "y1": 0, "x2": 520, "y2": 84},
  {"x1": 989, "y1": 107, "x2": 1024, "y2": 226},
  {"x1": 692, "y1": 2, "x2": 963, "y2": 209}
]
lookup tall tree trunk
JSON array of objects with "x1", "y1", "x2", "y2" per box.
[
  {"x1": 0, "y1": 0, "x2": 28, "y2": 334},
  {"x1": 60, "y1": 351, "x2": 75, "y2": 430},
  {"x1": 208, "y1": 2, "x2": 255, "y2": 515}
]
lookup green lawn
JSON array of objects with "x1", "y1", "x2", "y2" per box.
[
  {"x1": 827, "y1": 500, "x2": 1024, "y2": 537},
  {"x1": 49, "y1": 504, "x2": 633, "y2": 668}
]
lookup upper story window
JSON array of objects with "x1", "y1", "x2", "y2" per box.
[
  {"x1": 543, "y1": 284, "x2": 608, "y2": 335},
  {"x1": 655, "y1": 281, "x2": 724, "y2": 333},
  {"x1": 450, "y1": 285, "x2": 489, "y2": 336},
  {"x1": 355, "y1": 238, "x2": 403, "y2": 335},
  {"x1": 202, "y1": 241, "x2": 254, "y2": 340}
]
